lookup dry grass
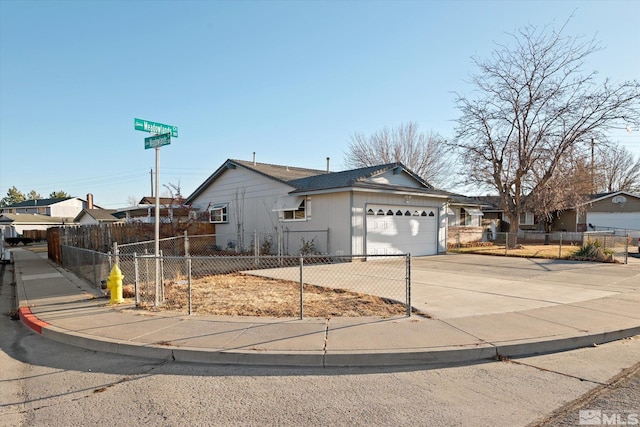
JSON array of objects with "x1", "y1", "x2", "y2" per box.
[
  {"x1": 452, "y1": 243, "x2": 581, "y2": 259},
  {"x1": 123, "y1": 273, "x2": 407, "y2": 318}
]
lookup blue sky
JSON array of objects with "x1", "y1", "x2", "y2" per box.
[{"x1": 1, "y1": 0, "x2": 639, "y2": 208}]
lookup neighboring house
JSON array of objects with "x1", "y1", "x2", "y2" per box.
[
  {"x1": 114, "y1": 197, "x2": 192, "y2": 223},
  {"x1": 186, "y1": 158, "x2": 479, "y2": 256},
  {"x1": 551, "y1": 191, "x2": 640, "y2": 238},
  {"x1": 447, "y1": 195, "x2": 488, "y2": 244},
  {"x1": 0, "y1": 194, "x2": 97, "y2": 237},
  {"x1": 74, "y1": 209, "x2": 122, "y2": 225},
  {"x1": 0, "y1": 213, "x2": 73, "y2": 238},
  {"x1": 471, "y1": 196, "x2": 538, "y2": 232},
  {"x1": 0, "y1": 197, "x2": 87, "y2": 218}
]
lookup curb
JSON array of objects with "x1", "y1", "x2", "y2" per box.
[
  {"x1": 19, "y1": 309, "x2": 640, "y2": 367},
  {"x1": 18, "y1": 307, "x2": 49, "y2": 334}
]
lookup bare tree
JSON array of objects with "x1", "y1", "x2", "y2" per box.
[
  {"x1": 595, "y1": 143, "x2": 640, "y2": 193},
  {"x1": 49, "y1": 191, "x2": 70, "y2": 198},
  {"x1": 162, "y1": 181, "x2": 194, "y2": 234},
  {"x1": 452, "y1": 22, "x2": 640, "y2": 245},
  {"x1": 344, "y1": 122, "x2": 453, "y2": 188},
  {"x1": 526, "y1": 148, "x2": 592, "y2": 233}
]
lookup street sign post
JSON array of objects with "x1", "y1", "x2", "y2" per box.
[
  {"x1": 144, "y1": 133, "x2": 171, "y2": 149},
  {"x1": 134, "y1": 117, "x2": 178, "y2": 307},
  {"x1": 134, "y1": 118, "x2": 178, "y2": 138}
]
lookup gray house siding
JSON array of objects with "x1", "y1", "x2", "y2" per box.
[{"x1": 190, "y1": 166, "x2": 295, "y2": 250}]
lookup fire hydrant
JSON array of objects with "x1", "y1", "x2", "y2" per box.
[{"x1": 106, "y1": 264, "x2": 124, "y2": 304}]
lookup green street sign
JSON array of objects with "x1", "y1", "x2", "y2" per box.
[
  {"x1": 135, "y1": 118, "x2": 178, "y2": 138},
  {"x1": 145, "y1": 133, "x2": 171, "y2": 149}
]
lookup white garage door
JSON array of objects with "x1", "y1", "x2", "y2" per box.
[
  {"x1": 586, "y1": 212, "x2": 640, "y2": 232},
  {"x1": 366, "y1": 205, "x2": 438, "y2": 256}
]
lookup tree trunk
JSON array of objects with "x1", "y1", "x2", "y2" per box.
[{"x1": 507, "y1": 220, "x2": 519, "y2": 249}]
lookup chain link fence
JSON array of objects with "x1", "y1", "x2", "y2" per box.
[
  {"x1": 61, "y1": 244, "x2": 411, "y2": 319},
  {"x1": 448, "y1": 230, "x2": 634, "y2": 262},
  {"x1": 116, "y1": 229, "x2": 330, "y2": 257},
  {"x1": 61, "y1": 245, "x2": 112, "y2": 291}
]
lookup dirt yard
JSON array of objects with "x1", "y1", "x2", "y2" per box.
[{"x1": 124, "y1": 273, "x2": 408, "y2": 318}]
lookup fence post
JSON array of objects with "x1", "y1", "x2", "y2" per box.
[
  {"x1": 184, "y1": 230, "x2": 189, "y2": 257},
  {"x1": 559, "y1": 233, "x2": 563, "y2": 259},
  {"x1": 625, "y1": 234, "x2": 629, "y2": 265},
  {"x1": 505, "y1": 233, "x2": 508, "y2": 255},
  {"x1": 92, "y1": 250, "x2": 97, "y2": 287},
  {"x1": 160, "y1": 249, "x2": 165, "y2": 302},
  {"x1": 254, "y1": 229, "x2": 259, "y2": 266},
  {"x1": 326, "y1": 227, "x2": 330, "y2": 254},
  {"x1": 299, "y1": 256, "x2": 304, "y2": 320},
  {"x1": 134, "y1": 253, "x2": 140, "y2": 306},
  {"x1": 113, "y1": 241, "x2": 119, "y2": 266},
  {"x1": 406, "y1": 254, "x2": 411, "y2": 317},
  {"x1": 187, "y1": 256, "x2": 192, "y2": 315}
]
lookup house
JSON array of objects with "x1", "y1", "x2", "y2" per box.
[
  {"x1": 186, "y1": 158, "x2": 480, "y2": 256},
  {"x1": 470, "y1": 195, "x2": 538, "y2": 232},
  {"x1": 551, "y1": 191, "x2": 640, "y2": 238},
  {"x1": 74, "y1": 209, "x2": 122, "y2": 225},
  {"x1": 0, "y1": 195, "x2": 96, "y2": 238},
  {"x1": 113, "y1": 197, "x2": 192, "y2": 223},
  {"x1": 0, "y1": 197, "x2": 87, "y2": 218},
  {"x1": 446, "y1": 194, "x2": 489, "y2": 244},
  {"x1": 0, "y1": 213, "x2": 73, "y2": 238}
]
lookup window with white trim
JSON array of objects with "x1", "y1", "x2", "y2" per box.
[
  {"x1": 283, "y1": 199, "x2": 306, "y2": 221},
  {"x1": 209, "y1": 203, "x2": 228, "y2": 223},
  {"x1": 519, "y1": 211, "x2": 534, "y2": 225}
]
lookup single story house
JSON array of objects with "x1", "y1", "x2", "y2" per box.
[
  {"x1": 551, "y1": 191, "x2": 640, "y2": 238},
  {"x1": 74, "y1": 209, "x2": 122, "y2": 225},
  {"x1": 114, "y1": 197, "x2": 193, "y2": 223},
  {"x1": 470, "y1": 195, "x2": 538, "y2": 232},
  {"x1": 186, "y1": 158, "x2": 482, "y2": 256},
  {"x1": 0, "y1": 213, "x2": 74, "y2": 238}
]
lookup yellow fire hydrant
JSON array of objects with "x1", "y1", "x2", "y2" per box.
[{"x1": 106, "y1": 264, "x2": 124, "y2": 304}]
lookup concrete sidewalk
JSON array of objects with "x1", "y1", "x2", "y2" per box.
[{"x1": 10, "y1": 248, "x2": 640, "y2": 367}]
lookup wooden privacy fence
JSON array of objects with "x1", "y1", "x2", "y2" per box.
[{"x1": 47, "y1": 222, "x2": 215, "y2": 264}]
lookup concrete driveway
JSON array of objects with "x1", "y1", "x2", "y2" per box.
[
  {"x1": 410, "y1": 254, "x2": 639, "y2": 319},
  {"x1": 248, "y1": 254, "x2": 640, "y2": 320}
]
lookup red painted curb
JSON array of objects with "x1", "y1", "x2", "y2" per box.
[{"x1": 18, "y1": 307, "x2": 49, "y2": 334}]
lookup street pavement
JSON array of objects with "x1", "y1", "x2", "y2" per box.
[{"x1": 10, "y1": 247, "x2": 640, "y2": 368}]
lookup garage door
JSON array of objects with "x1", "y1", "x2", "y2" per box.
[
  {"x1": 365, "y1": 205, "x2": 438, "y2": 256},
  {"x1": 586, "y1": 212, "x2": 640, "y2": 232}
]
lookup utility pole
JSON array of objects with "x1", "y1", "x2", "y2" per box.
[{"x1": 591, "y1": 138, "x2": 595, "y2": 193}]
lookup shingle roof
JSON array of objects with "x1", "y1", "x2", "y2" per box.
[
  {"x1": 186, "y1": 159, "x2": 451, "y2": 203},
  {"x1": 2, "y1": 197, "x2": 71, "y2": 208},
  {"x1": 232, "y1": 159, "x2": 327, "y2": 182},
  {"x1": 186, "y1": 159, "x2": 327, "y2": 203},
  {"x1": 287, "y1": 163, "x2": 443, "y2": 195},
  {"x1": 74, "y1": 209, "x2": 120, "y2": 223},
  {"x1": 0, "y1": 213, "x2": 73, "y2": 224}
]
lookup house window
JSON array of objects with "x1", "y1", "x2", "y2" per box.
[
  {"x1": 283, "y1": 200, "x2": 305, "y2": 221},
  {"x1": 520, "y1": 212, "x2": 534, "y2": 225},
  {"x1": 461, "y1": 207, "x2": 483, "y2": 226},
  {"x1": 209, "y1": 204, "x2": 228, "y2": 223}
]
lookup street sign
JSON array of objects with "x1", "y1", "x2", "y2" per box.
[
  {"x1": 135, "y1": 118, "x2": 178, "y2": 138},
  {"x1": 144, "y1": 133, "x2": 171, "y2": 149}
]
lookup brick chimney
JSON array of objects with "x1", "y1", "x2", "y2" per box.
[{"x1": 87, "y1": 193, "x2": 94, "y2": 209}]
